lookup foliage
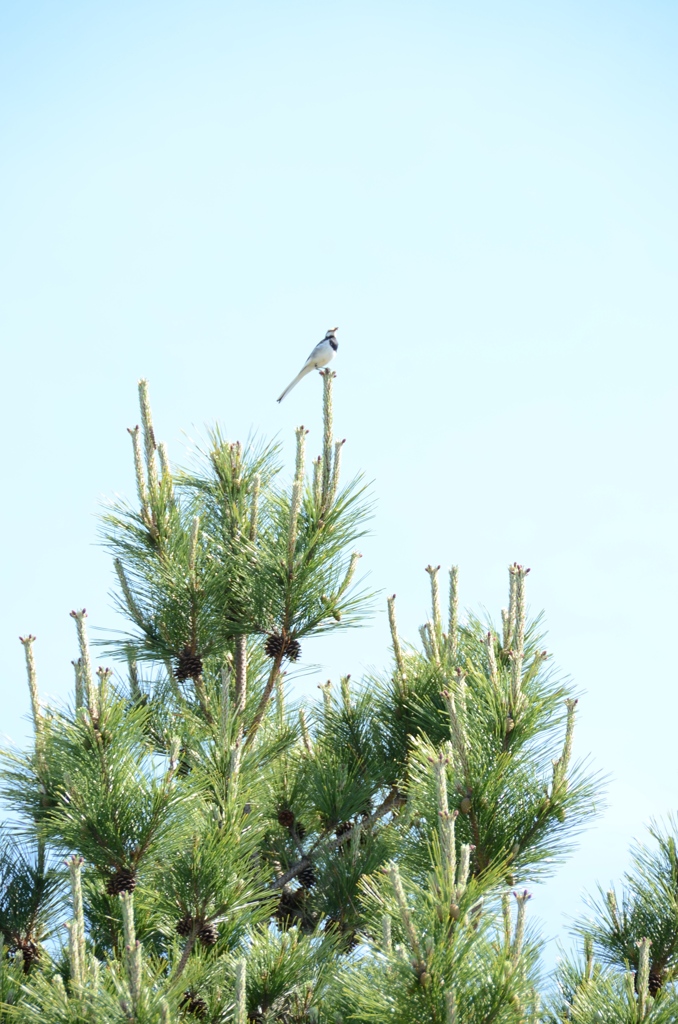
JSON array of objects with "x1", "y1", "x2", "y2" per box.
[
  {"x1": 0, "y1": 372, "x2": 668, "y2": 1023},
  {"x1": 545, "y1": 934, "x2": 678, "y2": 1022}
]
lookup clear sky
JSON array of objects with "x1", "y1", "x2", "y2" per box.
[{"x1": 1, "y1": 0, "x2": 677, "y2": 966}]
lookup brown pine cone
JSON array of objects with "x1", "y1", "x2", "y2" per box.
[
  {"x1": 264, "y1": 633, "x2": 301, "y2": 663},
  {"x1": 298, "y1": 864, "x2": 316, "y2": 889},
  {"x1": 180, "y1": 990, "x2": 208, "y2": 1017},
  {"x1": 198, "y1": 922, "x2": 219, "y2": 946},
  {"x1": 175, "y1": 646, "x2": 204, "y2": 681},
  {"x1": 277, "y1": 808, "x2": 295, "y2": 828},
  {"x1": 106, "y1": 868, "x2": 137, "y2": 896},
  {"x1": 14, "y1": 939, "x2": 39, "y2": 973},
  {"x1": 176, "y1": 914, "x2": 194, "y2": 936}
]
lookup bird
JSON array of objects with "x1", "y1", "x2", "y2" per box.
[{"x1": 277, "y1": 328, "x2": 339, "y2": 403}]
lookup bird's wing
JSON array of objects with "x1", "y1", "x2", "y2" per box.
[
  {"x1": 277, "y1": 362, "x2": 315, "y2": 403},
  {"x1": 307, "y1": 337, "x2": 337, "y2": 366},
  {"x1": 301, "y1": 342, "x2": 325, "y2": 366}
]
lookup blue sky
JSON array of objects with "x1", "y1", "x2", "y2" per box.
[{"x1": 1, "y1": 0, "x2": 677, "y2": 963}]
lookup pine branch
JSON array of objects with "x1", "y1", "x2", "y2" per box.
[
  {"x1": 271, "y1": 785, "x2": 405, "y2": 890},
  {"x1": 245, "y1": 645, "x2": 286, "y2": 749},
  {"x1": 172, "y1": 931, "x2": 198, "y2": 982}
]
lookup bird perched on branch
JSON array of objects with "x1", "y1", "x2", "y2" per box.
[{"x1": 277, "y1": 328, "x2": 338, "y2": 403}]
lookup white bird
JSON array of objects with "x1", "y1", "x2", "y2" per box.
[{"x1": 277, "y1": 328, "x2": 339, "y2": 403}]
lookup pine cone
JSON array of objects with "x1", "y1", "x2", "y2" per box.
[
  {"x1": 264, "y1": 633, "x2": 284, "y2": 659},
  {"x1": 335, "y1": 821, "x2": 352, "y2": 853},
  {"x1": 274, "y1": 887, "x2": 305, "y2": 925},
  {"x1": 285, "y1": 637, "x2": 301, "y2": 662},
  {"x1": 648, "y1": 966, "x2": 664, "y2": 995},
  {"x1": 176, "y1": 914, "x2": 194, "y2": 936},
  {"x1": 277, "y1": 808, "x2": 295, "y2": 829},
  {"x1": 634, "y1": 965, "x2": 665, "y2": 996},
  {"x1": 14, "y1": 939, "x2": 39, "y2": 973},
  {"x1": 275, "y1": 888, "x2": 318, "y2": 934},
  {"x1": 175, "y1": 646, "x2": 204, "y2": 681},
  {"x1": 264, "y1": 633, "x2": 301, "y2": 663},
  {"x1": 324, "y1": 917, "x2": 359, "y2": 951},
  {"x1": 198, "y1": 922, "x2": 219, "y2": 946},
  {"x1": 180, "y1": 991, "x2": 208, "y2": 1018},
  {"x1": 298, "y1": 864, "x2": 316, "y2": 889},
  {"x1": 106, "y1": 868, "x2": 137, "y2": 896}
]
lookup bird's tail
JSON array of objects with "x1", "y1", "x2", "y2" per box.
[{"x1": 277, "y1": 364, "x2": 313, "y2": 403}]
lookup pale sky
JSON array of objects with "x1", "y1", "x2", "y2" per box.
[{"x1": 1, "y1": 0, "x2": 677, "y2": 965}]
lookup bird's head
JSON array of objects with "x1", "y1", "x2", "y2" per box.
[{"x1": 326, "y1": 327, "x2": 338, "y2": 336}]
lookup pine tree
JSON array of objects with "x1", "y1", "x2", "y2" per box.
[{"x1": 1, "y1": 372, "x2": 676, "y2": 1022}]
